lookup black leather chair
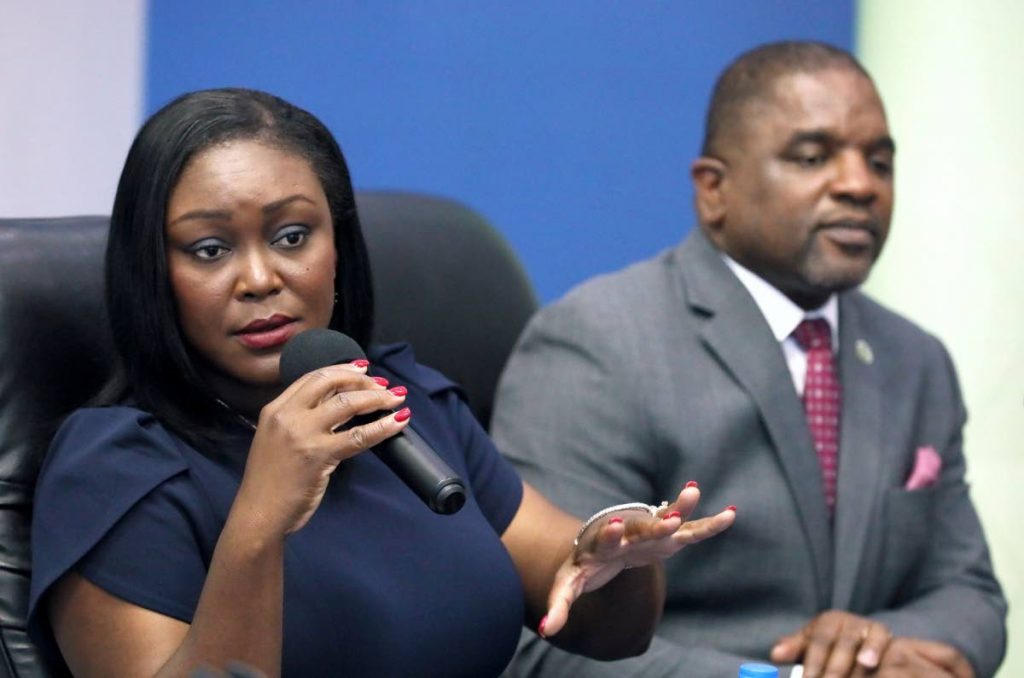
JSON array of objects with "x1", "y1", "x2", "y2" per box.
[{"x1": 0, "y1": 191, "x2": 538, "y2": 677}]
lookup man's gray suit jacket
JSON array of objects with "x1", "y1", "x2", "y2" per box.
[{"x1": 492, "y1": 229, "x2": 1006, "y2": 677}]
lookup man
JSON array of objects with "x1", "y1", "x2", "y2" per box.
[{"x1": 493, "y1": 41, "x2": 1005, "y2": 678}]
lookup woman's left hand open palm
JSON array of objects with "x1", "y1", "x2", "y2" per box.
[{"x1": 541, "y1": 486, "x2": 735, "y2": 638}]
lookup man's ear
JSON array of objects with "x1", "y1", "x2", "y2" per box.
[{"x1": 691, "y1": 156, "x2": 727, "y2": 229}]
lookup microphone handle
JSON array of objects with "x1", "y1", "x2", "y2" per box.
[{"x1": 373, "y1": 426, "x2": 466, "y2": 515}]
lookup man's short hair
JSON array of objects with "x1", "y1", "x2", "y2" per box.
[{"x1": 701, "y1": 41, "x2": 872, "y2": 157}]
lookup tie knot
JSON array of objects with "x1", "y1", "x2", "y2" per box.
[{"x1": 794, "y1": 318, "x2": 832, "y2": 351}]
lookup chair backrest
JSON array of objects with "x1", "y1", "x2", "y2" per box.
[
  {"x1": 359, "y1": 191, "x2": 538, "y2": 428},
  {"x1": 0, "y1": 191, "x2": 538, "y2": 677}
]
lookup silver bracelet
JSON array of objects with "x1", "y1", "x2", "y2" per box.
[{"x1": 573, "y1": 501, "x2": 669, "y2": 547}]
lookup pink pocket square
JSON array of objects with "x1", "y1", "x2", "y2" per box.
[{"x1": 905, "y1": 446, "x2": 942, "y2": 490}]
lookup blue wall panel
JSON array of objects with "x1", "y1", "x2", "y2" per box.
[{"x1": 147, "y1": 2, "x2": 853, "y2": 302}]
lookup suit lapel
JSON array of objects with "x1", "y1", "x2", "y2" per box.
[
  {"x1": 678, "y1": 231, "x2": 832, "y2": 606},
  {"x1": 830, "y1": 294, "x2": 885, "y2": 609}
]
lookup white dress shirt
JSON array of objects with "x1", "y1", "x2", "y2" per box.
[{"x1": 723, "y1": 256, "x2": 838, "y2": 397}]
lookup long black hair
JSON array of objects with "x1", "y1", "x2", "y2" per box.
[{"x1": 100, "y1": 88, "x2": 374, "y2": 446}]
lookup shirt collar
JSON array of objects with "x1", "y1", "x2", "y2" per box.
[{"x1": 723, "y1": 255, "x2": 839, "y2": 348}]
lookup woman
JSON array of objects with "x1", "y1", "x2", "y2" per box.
[{"x1": 28, "y1": 88, "x2": 735, "y2": 677}]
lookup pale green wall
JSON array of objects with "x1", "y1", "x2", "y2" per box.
[{"x1": 857, "y1": 1, "x2": 1024, "y2": 675}]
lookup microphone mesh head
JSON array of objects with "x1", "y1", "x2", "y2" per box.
[{"x1": 279, "y1": 329, "x2": 366, "y2": 386}]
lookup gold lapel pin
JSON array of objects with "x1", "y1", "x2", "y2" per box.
[{"x1": 855, "y1": 339, "x2": 874, "y2": 365}]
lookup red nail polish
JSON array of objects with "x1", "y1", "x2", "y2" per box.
[
  {"x1": 608, "y1": 516, "x2": 624, "y2": 525},
  {"x1": 372, "y1": 376, "x2": 389, "y2": 387},
  {"x1": 538, "y1": 615, "x2": 548, "y2": 638},
  {"x1": 685, "y1": 480, "x2": 698, "y2": 488},
  {"x1": 394, "y1": 407, "x2": 412, "y2": 423},
  {"x1": 351, "y1": 359, "x2": 369, "y2": 368},
  {"x1": 663, "y1": 511, "x2": 682, "y2": 520},
  {"x1": 389, "y1": 386, "x2": 408, "y2": 397},
  {"x1": 725, "y1": 505, "x2": 737, "y2": 513}
]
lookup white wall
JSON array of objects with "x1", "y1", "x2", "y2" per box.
[
  {"x1": 859, "y1": 1, "x2": 1024, "y2": 675},
  {"x1": 0, "y1": 1, "x2": 145, "y2": 217}
]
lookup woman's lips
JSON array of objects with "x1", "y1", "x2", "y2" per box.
[{"x1": 235, "y1": 318, "x2": 298, "y2": 350}]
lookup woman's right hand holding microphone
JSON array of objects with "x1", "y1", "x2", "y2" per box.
[{"x1": 234, "y1": 360, "x2": 410, "y2": 538}]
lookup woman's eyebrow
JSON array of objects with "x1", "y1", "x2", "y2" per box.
[
  {"x1": 167, "y1": 194, "x2": 316, "y2": 228},
  {"x1": 262, "y1": 194, "x2": 316, "y2": 215},
  {"x1": 167, "y1": 208, "x2": 232, "y2": 227}
]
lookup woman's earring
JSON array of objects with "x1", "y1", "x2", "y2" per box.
[{"x1": 334, "y1": 291, "x2": 339, "y2": 305}]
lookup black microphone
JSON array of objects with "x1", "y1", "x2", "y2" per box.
[{"x1": 280, "y1": 328, "x2": 466, "y2": 515}]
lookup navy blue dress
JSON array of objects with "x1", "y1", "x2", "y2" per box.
[{"x1": 29, "y1": 343, "x2": 526, "y2": 677}]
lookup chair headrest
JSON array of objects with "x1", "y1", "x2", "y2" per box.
[
  {"x1": 0, "y1": 216, "x2": 114, "y2": 490},
  {"x1": 359, "y1": 191, "x2": 538, "y2": 427}
]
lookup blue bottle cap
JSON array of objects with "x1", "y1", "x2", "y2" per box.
[{"x1": 738, "y1": 663, "x2": 779, "y2": 678}]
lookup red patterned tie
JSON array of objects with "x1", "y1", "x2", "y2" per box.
[{"x1": 793, "y1": 318, "x2": 841, "y2": 512}]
